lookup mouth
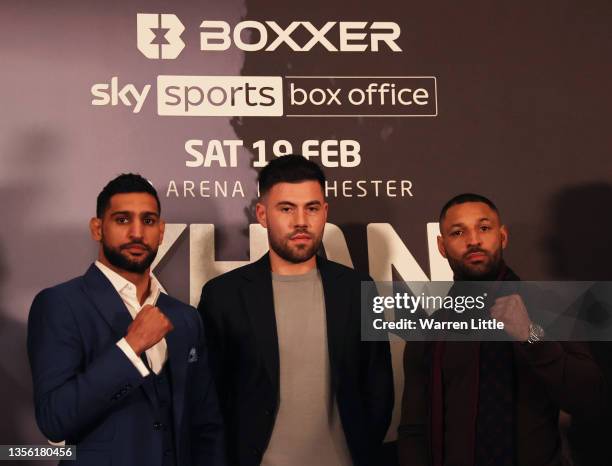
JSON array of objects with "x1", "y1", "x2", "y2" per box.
[
  {"x1": 121, "y1": 244, "x2": 149, "y2": 255},
  {"x1": 290, "y1": 233, "x2": 312, "y2": 242},
  {"x1": 465, "y1": 251, "x2": 487, "y2": 262}
]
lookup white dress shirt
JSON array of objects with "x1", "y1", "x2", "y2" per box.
[{"x1": 95, "y1": 261, "x2": 167, "y2": 376}]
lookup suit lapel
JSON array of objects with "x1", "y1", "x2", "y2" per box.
[
  {"x1": 83, "y1": 264, "x2": 133, "y2": 339},
  {"x1": 317, "y1": 256, "x2": 350, "y2": 392},
  {"x1": 241, "y1": 254, "x2": 279, "y2": 391},
  {"x1": 239, "y1": 255, "x2": 350, "y2": 393},
  {"x1": 158, "y1": 294, "x2": 189, "y2": 441},
  {"x1": 82, "y1": 264, "x2": 155, "y2": 407}
]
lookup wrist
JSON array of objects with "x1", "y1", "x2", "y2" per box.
[
  {"x1": 518, "y1": 322, "x2": 532, "y2": 342},
  {"x1": 125, "y1": 334, "x2": 145, "y2": 355}
]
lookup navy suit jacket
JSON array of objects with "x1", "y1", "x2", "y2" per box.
[{"x1": 27, "y1": 264, "x2": 225, "y2": 466}]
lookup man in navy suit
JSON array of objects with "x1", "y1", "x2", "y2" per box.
[{"x1": 27, "y1": 173, "x2": 224, "y2": 466}]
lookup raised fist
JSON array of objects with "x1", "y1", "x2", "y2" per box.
[
  {"x1": 125, "y1": 305, "x2": 174, "y2": 355},
  {"x1": 490, "y1": 294, "x2": 531, "y2": 342}
]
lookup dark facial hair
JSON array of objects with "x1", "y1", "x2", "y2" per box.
[
  {"x1": 268, "y1": 228, "x2": 322, "y2": 264},
  {"x1": 448, "y1": 246, "x2": 504, "y2": 281},
  {"x1": 102, "y1": 240, "x2": 157, "y2": 274}
]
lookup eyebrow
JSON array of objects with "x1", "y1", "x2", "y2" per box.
[
  {"x1": 110, "y1": 211, "x2": 159, "y2": 217},
  {"x1": 448, "y1": 217, "x2": 492, "y2": 228},
  {"x1": 275, "y1": 200, "x2": 322, "y2": 207}
]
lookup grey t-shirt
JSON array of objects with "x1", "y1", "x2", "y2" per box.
[{"x1": 261, "y1": 268, "x2": 352, "y2": 466}]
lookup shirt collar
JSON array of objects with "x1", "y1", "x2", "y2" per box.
[{"x1": 95, "y1": 260, "x2": 162, "y2": 305}]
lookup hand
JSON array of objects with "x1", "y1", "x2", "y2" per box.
[
  {"x1": 490, "y1": 294, "x2": 531, "y2": 342},
  {"x1": 125, "y1": 305, "x2": 174, "y2": 355}
]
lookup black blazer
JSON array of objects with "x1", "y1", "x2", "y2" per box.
[
  {"x1": 27, "y1": 264, "x2": 225, "y2": 466},
  {"x1": 197, "y1": 253, "x2": 394, "y2": 466}
]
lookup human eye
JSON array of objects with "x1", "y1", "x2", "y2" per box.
[
  {"x1": 450, "y1": 229, "x2": 462, "y2": 237},
  {"x1": 480, "y1": 225, "x2": 491, "y2": 232},
  {"x1": 307, "y1": 205, "x2": 320, "y2": 214},
  {"x1": 143, "y1": 217, "x2": 157, "y2": 225},
  {"x1": 280, "y1": 206, "x2": 293, "y2": 213},
  {"x1": 115, "y1": 216, "x2": 129, "y2": 224}
]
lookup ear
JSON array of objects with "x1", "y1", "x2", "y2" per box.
[
  {"x1": 90, "y1": 217, "x2": 102, "y2": 241},
  {"x1": 322, "y1": 202, "x2": 329, "y2": 223},
  {"x1": 500, "y1": 224, "x2": 508, "y2": 249},
  {"x1": 437, "y1": 235, "x2": 447, "y2": 258},
  {"x1": 158, "y1": 219, "x2": 166, "y2": 246},
  {"x1": 255, "y1": 202, "x2": 267, "y2": 228}
]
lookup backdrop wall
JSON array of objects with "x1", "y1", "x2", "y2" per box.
[{"x1": 2, "y1": 1, "x2": 612, "y2": 464}]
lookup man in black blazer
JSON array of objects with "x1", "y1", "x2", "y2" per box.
[
  {"x1": 198, "y1": 155, "x2": 394, "y2": 466},
  {"x1": 27, "y1": 174, "x2": 224, "y2": 466}
]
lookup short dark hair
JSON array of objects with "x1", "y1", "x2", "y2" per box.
[
  {"x1": 258, "y1": 154, "x2": 326, "y2": 197},
  {"x1": 96, "y1": 173, "x2": 161, "y2": 218},
  {"x1": 439, "y1": 193, "x2": 499, "y2": 222}
]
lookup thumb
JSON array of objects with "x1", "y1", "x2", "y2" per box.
[{"x1": 140, "y1": 304, "x2": 154, "y2": 312}]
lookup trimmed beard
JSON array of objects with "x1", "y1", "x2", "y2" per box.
[
  {"x1": 268, "y1": 229, "x2": 322, "y2": 264},
  {"x1": 448, "y1": 249, "x2": 504, "y2": 281},
  {"x1": 102, "y1": 240, "x2": 158, "y2": 274}
]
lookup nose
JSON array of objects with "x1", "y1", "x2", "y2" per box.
[
  {"x1": 465, "y1": 229, "x2": 481, "y2": 247},
  {"x1": 293, "y1": 207, "x2": 307, "y2": 228},
  {"x1": 128, "y1": 220, "x2": 144, "y2": 239}
]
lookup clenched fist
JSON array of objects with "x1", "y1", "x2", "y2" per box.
[
  {"x1": 490, "y1": 294, "x2": 531, "y2": 342},
  {"x1": 125, "y1": 305, "x2": 174, "y2": 355}
]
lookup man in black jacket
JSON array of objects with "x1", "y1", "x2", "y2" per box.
[
  {"x1": 398, "y1": 193, "x2": 605, "y2": 466},
  {"x1": 198, "y1": 155, "x2": 393, "y2": 466}
]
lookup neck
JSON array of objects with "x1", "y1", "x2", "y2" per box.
[
  {"x1": 269, "y1": 249, "x2": 317, "y2": 275},
  {"x1": 98, "y1": 254, "x2": 151, "y2": 305}
]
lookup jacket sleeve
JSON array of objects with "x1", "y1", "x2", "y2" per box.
[
  {"x1": 189, "y1": 311, "x2": 227, "y2": 466},
  {"x1": 515, "y1": 340, "x2": 607, "y2": 420},
  {"x1": 360, "y1": 277, "x2": 394, "y2": 447},
  {"x1": 27, "y1": 287, "x2": 146, "y2": 442},
  {"x1": 197, "y1": 282, "x2": 229, "y2": 411},
  {"x1": 197, "y1": 281, "x2": 233, "y2": 463},
  {"x1": 397, "y1": 340, "x2": 430, "y2": 466}
]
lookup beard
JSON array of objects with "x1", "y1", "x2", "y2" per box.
[
  {"x1": 268, "y1": 228, "x2": 322, "y2": 264},
  {"x1": 448, "y1": 247, "x2": 503, "y2": 281},
  {"x1": 102, "y1": 239, "x2": 158, "y2": 274}
]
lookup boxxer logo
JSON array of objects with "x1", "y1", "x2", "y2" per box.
[
  {"x1": 137, "y1": 13, "x2": 185, "y2": 59},
  {"x1": 137, "y1": 13, "x2": 401, "y2": 55}
]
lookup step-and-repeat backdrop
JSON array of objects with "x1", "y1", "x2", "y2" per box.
[{"x1": 2, "y1": 1, "x2": 612, "y2": 463}]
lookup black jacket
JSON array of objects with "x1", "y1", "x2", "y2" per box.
[{"x1": 197, "y1": 253, "x2": 394, "y2": 466}]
